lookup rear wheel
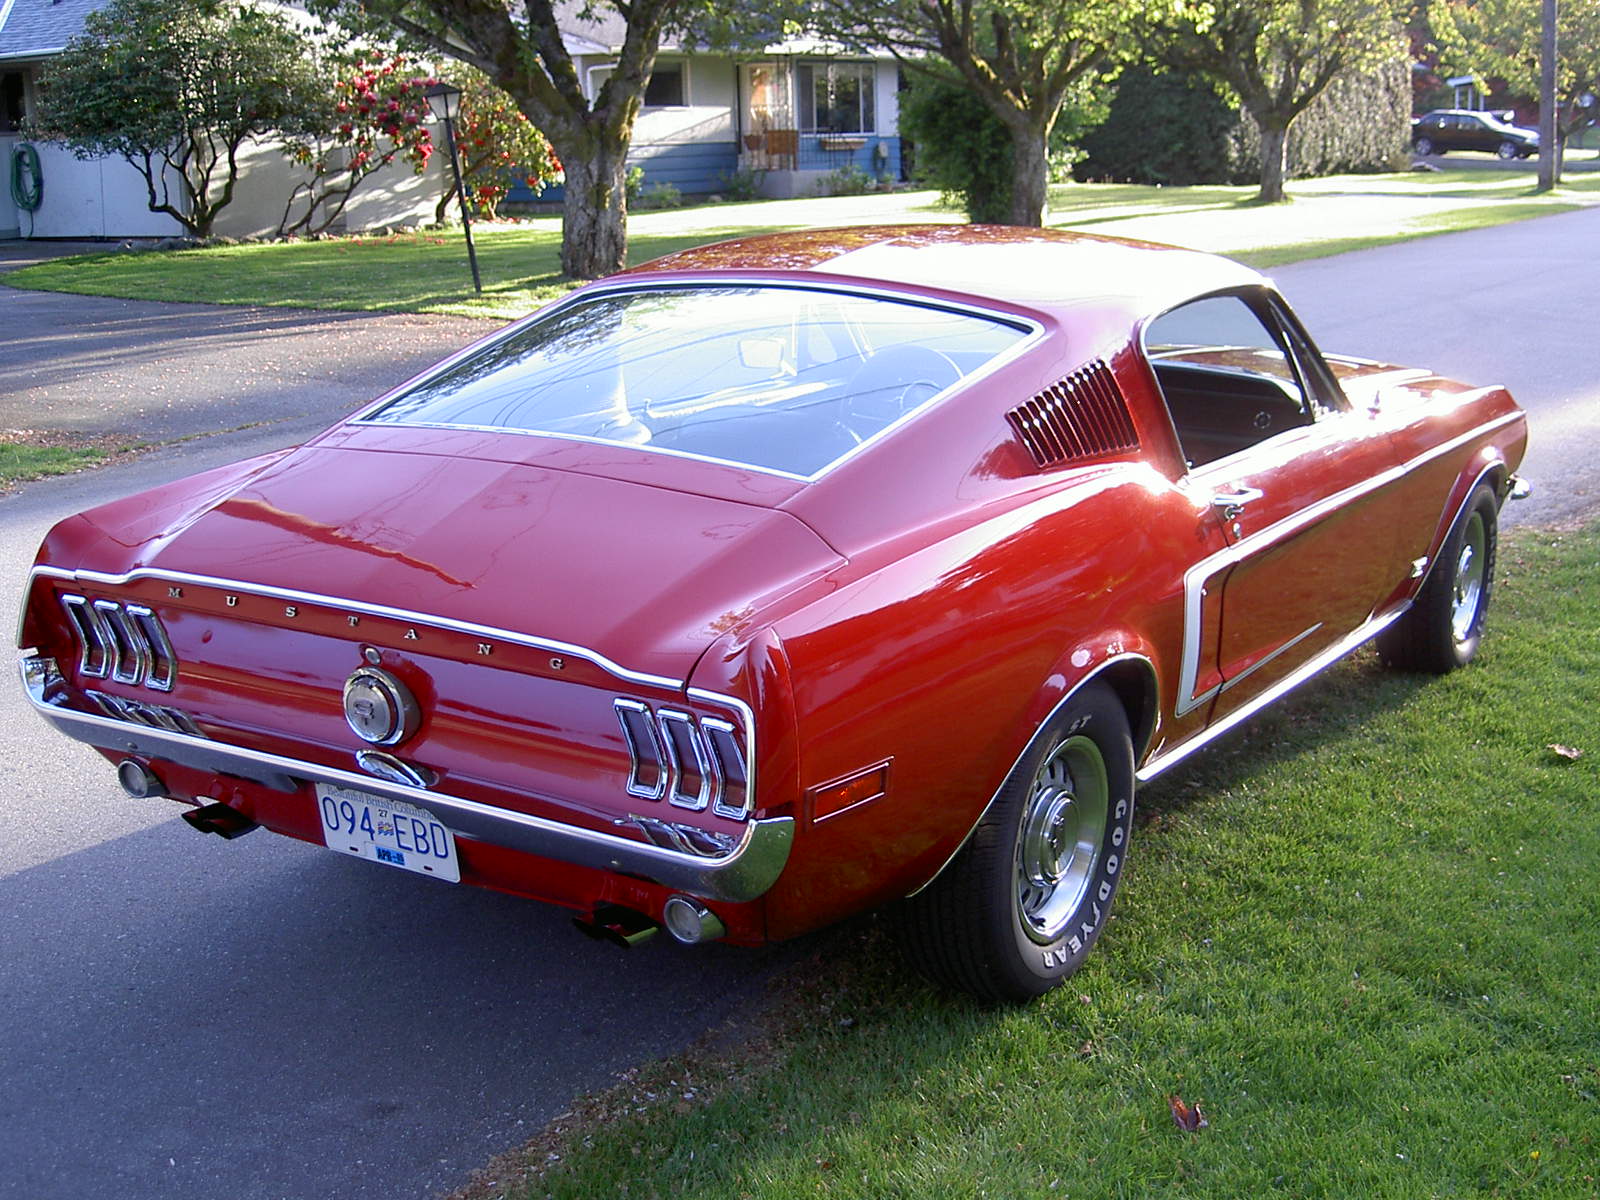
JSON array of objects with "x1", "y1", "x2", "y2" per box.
[
  {"x1": 1378, "y1": 483, "x2": 1499, "y2": 673},
  {"x1": 899, "y1": 684, "x2": 1135, "y2": 1002}
]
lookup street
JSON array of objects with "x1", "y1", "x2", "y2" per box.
[{"x1": 2, "y1": 207, "x2": 1596, "y2": 1199}]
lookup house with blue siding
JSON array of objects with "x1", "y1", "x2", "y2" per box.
[{"x1": 538, "y1": 10, "x2": 902, "y2": 203}]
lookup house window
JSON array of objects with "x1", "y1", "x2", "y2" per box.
[
  {"x1": 1, "y1": 71, "x2": 26, "y2": 133},
  {"x1": 797, "y1": 62, "x2": 875, "y2": 134},
  {"x1": 644, "y1": 63, "x2": 685, "y2": 107},
  {"x1": 588, "y1": 62, "x2": 687, "y2": 107}
]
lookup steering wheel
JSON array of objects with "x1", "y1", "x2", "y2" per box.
[{"x1": 842, "y1": 346, "x2": 963, "y2": 433}]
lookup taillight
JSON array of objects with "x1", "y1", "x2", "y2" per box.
[
  {"x1": 613, "y1": 699, "x2": 751, "y2": 820},
  {"x1": 59, "y1": 595, "x2": 177, "y2": 691}
]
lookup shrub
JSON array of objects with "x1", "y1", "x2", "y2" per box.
[
  {"x1": 900, "y1": 71, "x2": 1105, "y2": 222},
  {"x1": 816, "y1": 163, "x2": 875, "y2": 196}
]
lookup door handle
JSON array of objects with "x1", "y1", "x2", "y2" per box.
[{"x1": 1211, "y1": 486, "x2": 1263, "y2": 522}]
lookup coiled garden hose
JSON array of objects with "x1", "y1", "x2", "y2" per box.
[{"x1": 11, "y1": 142, "x2": 43, "y2": 212}]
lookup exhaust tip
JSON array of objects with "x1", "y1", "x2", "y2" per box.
[
  {"x1": 663, "y1": 895, "x2": 725, "y2": 945},
  {"x1": 117, "y1": 759, "x2": 166, "y2": 799},
  {"x1": 572, "y1": 904, "x2": 659, "y2": 948}
]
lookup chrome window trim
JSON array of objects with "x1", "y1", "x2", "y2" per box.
[
  {"x1": 18, "y1": 670, "x2": 792, "y2": 904},
  {"x1": 349, "y1": 278, "x2": 1046, "y2": 485},
  {"x1": 1171, "y1": 410, "x2": 1521, "y2": 718}
]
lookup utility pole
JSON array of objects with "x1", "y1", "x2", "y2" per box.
[{"x1": 1537, "y1": 0, "x2": 1559, "y2": 192}]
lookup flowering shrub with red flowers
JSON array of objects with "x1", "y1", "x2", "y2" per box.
[
  {"x1": 434, "y1": 68, "x2": 561, "y2": 222},
  {"x1": 278, "y1": 55, "x2": 436, "y2": 238}
]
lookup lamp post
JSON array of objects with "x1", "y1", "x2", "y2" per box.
[{"x1": 424, "y1": 80, "x2": 482, "y2": 293}]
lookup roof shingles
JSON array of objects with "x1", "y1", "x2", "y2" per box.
[{"x1": 0, "y1": 0, "x2": 103, "y2": 61}]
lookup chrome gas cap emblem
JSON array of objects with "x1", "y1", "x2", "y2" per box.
[{"x1": 343, "y1": 666, "x2": 420, "y2": 746}]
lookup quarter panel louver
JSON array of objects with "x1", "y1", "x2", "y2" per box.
[{"x1": 1007, "y1": 360, "x2": 1140, "y2": 468}]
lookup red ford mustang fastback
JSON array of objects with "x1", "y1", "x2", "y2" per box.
[{"x1": 18, "y1": 226, "x2": 1528, "y2": 1000}]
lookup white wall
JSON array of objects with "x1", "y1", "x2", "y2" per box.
[
  {"x1": 0, "y1": 136, "x2": 19, "y2": 239},
  {"x1": 19, "y1": 141, "x2": 183, "y2": 238},
  {"x1": 6, "y1": 136, "x2": 445, "y2": 241},
  {"x1": 213, "y1": 137, "x2": 448, "y2": 239},
  {"x1": 582, "y1": 54, "x2": 737, "y2": 147}
]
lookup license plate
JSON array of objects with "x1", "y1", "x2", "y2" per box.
[{"x1": 315, "y1": 785, "x2": 460, "y2": 883}]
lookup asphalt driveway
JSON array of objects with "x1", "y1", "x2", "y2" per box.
[{"x1": 2, "y1": 241, "x2": 493, "y2": 445}]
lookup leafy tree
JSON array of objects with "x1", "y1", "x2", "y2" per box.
[
  {"x1": 900, "y1": 68, "x2": 1105, "y2": 220},
  {"x1": 29, "y1": 0, "x2": 322, "y2": 237},
  {"x1": 434, "y1": 67, "x2": 563, "y2": 222},
  {"x1": 1433, "y1": 0, "x2": 1600, "y2": 177},
  {"x1": 312, "y1": 0, "x2": 760, "y2": 277},
  {"x1": 805, "y1": 0, "x2": 1125, "y2": 226},
  {"x1": 279, "y1": 56, "x2": 438, "y2": 238},
  {"x1": 1146, "y1": 0, "x2": 1405, "y2": 202}
]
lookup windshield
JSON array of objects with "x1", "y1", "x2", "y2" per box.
[{"x1": 363, "y1": 286, "x2": 1029, "y2": 478}]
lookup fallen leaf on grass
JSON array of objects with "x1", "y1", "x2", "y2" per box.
[
  {"x1": 1169, "y1": 1095, "x2": 1208, "y2": 1132},
  {"x1": 1547, "y1": 744, "x2": 1584, "y2": 761}
]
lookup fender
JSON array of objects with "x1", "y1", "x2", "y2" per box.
[{"x1": 905, "y1": 650, "x2": 1158, "y2": 898}]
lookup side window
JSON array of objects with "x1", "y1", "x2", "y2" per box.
[{"x1": 1144, "y1": 294, "x2": 1315, "y2": 469}]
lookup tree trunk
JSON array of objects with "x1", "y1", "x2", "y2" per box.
[
  {"x1": 1255, "y1": 121, "x2": 1289, "y2": 203},
  {"x1": 1006, "y1": 124, "x2": 1050, "y2": 226},
  {"x1": 559, "y1": 129, "x2": 629, "y2": 278}
]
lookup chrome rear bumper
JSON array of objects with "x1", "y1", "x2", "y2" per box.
[{"x1": 20, "y1": 656, "x2": 792, "y2": 904}]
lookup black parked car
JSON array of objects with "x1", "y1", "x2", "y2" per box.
[{"x1": 1412, "y1": 110, "x2": 1539, "y2": 159}]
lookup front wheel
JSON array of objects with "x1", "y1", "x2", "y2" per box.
[
  {"x1": 1496, "y1": 141, "x2": 1520, "y2": 160},
  {"x1": 898, "y1": 684, "x2": 1135, "y2": 1002},
  {"x1": 1378, "y1": 482, "x2": 1499, "y2": 673},
  {"x1": 1414, "y1": 137, "x2": 1436, "y2": 156}
]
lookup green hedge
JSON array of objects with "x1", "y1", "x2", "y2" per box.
[
  {"x1": 1078, "y1": 59, "x2": 1410, "y2": 185},
  {"x1": 1230, "y1": 57, "x2": 1412, "y2": 178}
]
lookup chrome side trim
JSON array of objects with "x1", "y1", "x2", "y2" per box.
[
  {"x1": 1138, "y1": 608, "x2": 1404, "y2": 782},
  {"x1": 1216, "y1": 623, "x2": 1322, "y2": 694},
  {"x1": 19, "y1": 676, "x2": 793, "y2": 904},
  {"x1": 1173, "y1": 410, "x2": 1520, "y2": 717}
]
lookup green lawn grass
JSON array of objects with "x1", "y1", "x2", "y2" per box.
[
  {"x1": 9, "y1": 167, "x2": 1599, "y2": 321},
  {"x1": 0, "y1": 442, "x2": 110, "y2": 488},
  {"x1": 462, "y1": 521, "x2": 1600, "y2": 1200}
]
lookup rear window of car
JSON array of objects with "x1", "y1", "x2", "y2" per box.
[{"x1": 362, "y1": 285, "x2": 1030, "y2": 478}]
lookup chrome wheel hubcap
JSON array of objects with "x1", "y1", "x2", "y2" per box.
[
  {"x1": 1015, "y1": 735, "x2": 1109, "y2": 944},
  {"x1": 1450, "y1": 511, "x2": 1487, "y2": 643}
]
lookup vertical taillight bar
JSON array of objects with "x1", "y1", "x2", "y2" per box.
[
  {"x1": 701, "y1": 719, "x2": 750, "y2": 819},
  {"x1": 658, "y1": 710, "x2": 713, "y2": 812},
  {"x1": 60, "y1": 595, "x2": 109, "y2": 678},
  {"x1": 615, "y1": 699, "x2": 668, "y2": 800}
]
